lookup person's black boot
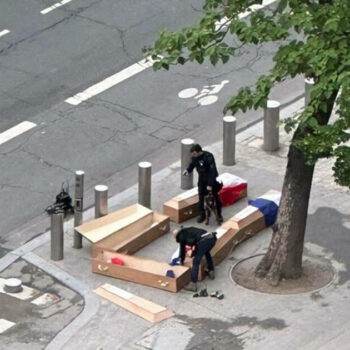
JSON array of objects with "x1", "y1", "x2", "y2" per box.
[
  {"x1": 208, "y1": 270, "x2": 215, "y2": 280},
  {"x1": 197, "y1": 216, "x2": 205, "y2": 223}
]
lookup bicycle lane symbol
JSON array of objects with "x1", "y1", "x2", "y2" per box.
[{"x1": 178, "y1": 80, "x2": 229, "y2": 106}]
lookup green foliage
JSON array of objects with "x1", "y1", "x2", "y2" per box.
[{"x1": 147, "y1": 0, "x2": 350, "y2": 189}]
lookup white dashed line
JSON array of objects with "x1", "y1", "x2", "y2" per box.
[
  {"x1": 41, "y1": 0, "x2": 74, "y2": 15},
  {"x1": 65, "y1": 57, "x2": 155, "y2": 105},
  {"x1": 216, "y1": 0, "x2": 277, "y2": 30},
  {"x1": 0, "y1": 121, "x2": 37, "y2": 146},
  {"x1": 0, "y1": 29, "x2": 10, "y2": 38},
  {"x1": 239, "y1": 0, "x2": 276, "y2": 18}
]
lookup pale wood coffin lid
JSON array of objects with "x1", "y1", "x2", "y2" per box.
[
  {"x1": 94, "y1": 283, "x2": 174, "y2": 323},
  {"x1": 75, "y1": 204, "x2": 153, "y2": 243}
]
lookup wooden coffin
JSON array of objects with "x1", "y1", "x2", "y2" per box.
[
  {"x1": 163, "y1": 188, "x2": 199, "y2": 223},
  {"x1": 92, "y1": 248, "x2": 191, "y2": 292},
  {"x1": 222, "y1": 189, "x2": 281, "y2": 246},
  {"x1": 75, "y1": 204, "x2": 170, "y2": 254},
  {"x1": 94, "y1": 283, "x2": 174, "y2": 323},
  {"x1": 222, "y1": 206, "x2": 266, "y2": 245}
]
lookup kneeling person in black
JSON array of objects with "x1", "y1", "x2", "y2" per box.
[{"x1": 173, "y1": 226, "x2": 217, "y2": 292}]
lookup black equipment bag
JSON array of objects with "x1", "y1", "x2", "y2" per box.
[{"x1": 46, "y1": 182, "x2": 74, "y2": 215}]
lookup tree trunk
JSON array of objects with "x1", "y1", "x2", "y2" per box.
[
  {"x1": 255, "y1": 90, "x2": 338, "y2": 286},
  {"x1": 255, "y1": 140, "x2": 314, "y2": 285}
]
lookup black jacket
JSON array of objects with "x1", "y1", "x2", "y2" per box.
[
  {"x1": 187, "y1": 151, "x2": 218, "y2": 186},
  {"x1": 176, "y1": 227, "x2": 207, "y2": 264}
]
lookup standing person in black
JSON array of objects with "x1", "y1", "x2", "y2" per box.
[
  {"x1": 183, "y1": 144, "x2": 223, "y2": 224},
  {"x1": 173, "y1": 226, "x2": 217, "y2": 292}
]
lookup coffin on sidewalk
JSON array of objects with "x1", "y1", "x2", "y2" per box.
[
  {"x1": 163, "y1": 188, "x2": 199, "y2": 223},
  {"x1": 75, "y1": 204, "x2": 169, "y2": 254},
  {"x1": 93, "y1": 249, "x2": 190, "y2": 292},
  {"x1": 223, "y1": 189, "x2": 281, "y2": 239},
  {"x1": 163, "y1": 173, "x2": 247, "y2": 223}
]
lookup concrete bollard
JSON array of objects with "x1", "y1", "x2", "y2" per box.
[
  {"x1": 73, "y1": 170, "x2": 84, "y2": 249},
  {"x1": 95, "y1": 185, "x2": 108, "y2": 218},
  {"x1": 305, "y1": 78, "x2": 315, "y2": 106},
  {"x1": 263, "y1": 100, "x2": 280, "y2": 152},
  {"x1": 138, "y1": 162, "x2": 152, "y2": 208},
  {"x1": 223, "y1": 116, "x2": 236, "y2": 166},
  {"x1": 51, "y1": 212, "x2": 64, "y2": 261},
  {"x1": 181, "y1": 138, "x2": 194, "y2": 190},
  {"x1": 4, "y1": 278, "x2": 23, "y2": 293}
]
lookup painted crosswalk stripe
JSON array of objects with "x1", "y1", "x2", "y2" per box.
[
  {"x1": 0, "y1": 319, "x2": 15, "y2": 334},
  {"x1": 65, "y1": 57, "x2": 155, "y2": 105},
  {"x1": 0, "y1": 121, "x2": 37, "y2": 146},
  {"x1": 41, "y1": 0, "x2": 74, "y2": 15},
  {"x1": 0, "y1": 29, "x2": 10, "y2": 38}
]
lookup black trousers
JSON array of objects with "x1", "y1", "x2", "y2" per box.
[
  {"x1": 198, "y1": 182, "x2": 222, "y2": 218},
  {"x1": 191, "y1": 234, "x2": 217, "y2": 282}
]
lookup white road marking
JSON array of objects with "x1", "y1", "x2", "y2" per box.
[
  {"x1": 41, "y1": 0, "x2": 74, "y2": 15},
  {"x1": 178, "y1": 80, "x2": 229, "y2": 106},
  {"x1": 65, "y1": 57, "x2": 155, "y2": 105},
  {"x1": 198, "y1": 95, "x2": 218, "y2": 106},
  {"x1": 216, "y1": 0, "x2": 277, "y2": 30},
  {"x1": 0, "y1": 319, "x2": 15, "y2": 334},
  {"x1": 178, "y1": 88, "x2": 198, "y2": 99},
  {"x1": 0, "y1": 29, "x2": 10, "y2": 38},
  {"x1": 66, "y1": 0, "x2": 276, "y2": 106},
  {"x1": 0, "y1": 121, "x2": 37, "y2": 146},
  {"x1": 239, "y1": 0, "x2": 276, "y2": 18}
]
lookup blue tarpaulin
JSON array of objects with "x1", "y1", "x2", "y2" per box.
[{"x1": 248, "y1": 198, "x2": 279, "y2": 227}]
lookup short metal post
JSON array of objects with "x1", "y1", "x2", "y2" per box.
[
  {"x1": 305, "y1": 78, "x2": 315, "y2": 106},
  {"x1": 181, "y1": 138, "x2": 194, "y2": 189},
  {"x1": 223, "y1": 116, "x2": 236, "y2": 166},
  {"x1": 95, "y1": 185, "x2": 108, "y2": 218},
  {"x1": 51, "y1": 213, "x2": 64, "y2": 261},
  {"x1": 73, "y1": 170, "x2": 84, "y2": 249},
  {"x1": 138, "y1": 162, "x2": 152, "y2": 208},
  {"x1": 263, "y1": 100, "x2": 280, "y2": 152}
]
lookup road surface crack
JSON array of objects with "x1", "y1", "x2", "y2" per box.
[{"x1": 0, "y1": 15, "x2": 75, "y2": 56}]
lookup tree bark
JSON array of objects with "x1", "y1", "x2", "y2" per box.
[
  {"x1": 255, "y1": 139, "x2": 314, "y2": 285},
  {"x1": 255, "y1": 90, "x2": 338, "y2": 286}
]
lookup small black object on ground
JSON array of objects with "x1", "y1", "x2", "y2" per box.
[{"x1": 45, "y1": 181, "x2": 74, "y2": 216}]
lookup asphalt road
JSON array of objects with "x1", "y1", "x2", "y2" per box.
[{"x1": 0, "y1": 0, "x2": 303, "y2": 248}]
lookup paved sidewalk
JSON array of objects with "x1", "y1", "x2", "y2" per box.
[{"x1": 1, "y1": 97, "x2": 349, "y2": 350}]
